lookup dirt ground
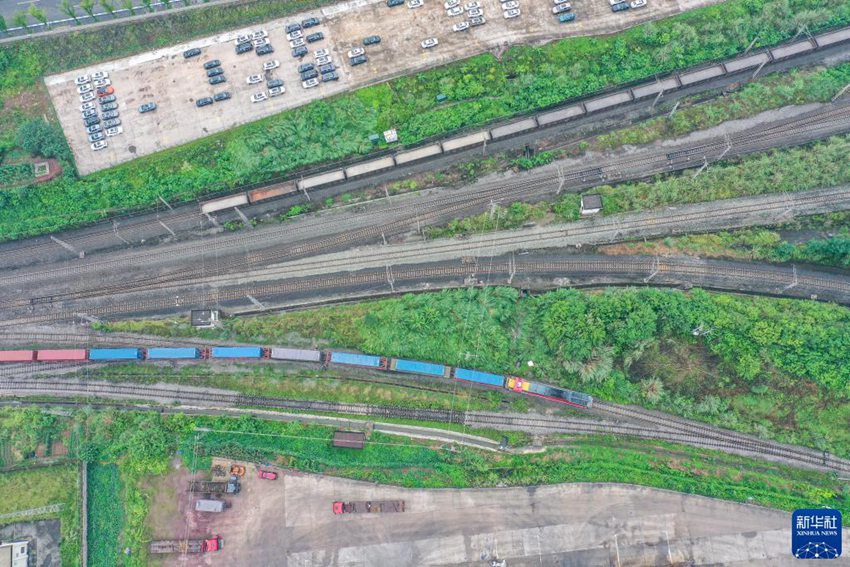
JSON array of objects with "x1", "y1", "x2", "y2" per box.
[
  {"x1": 45, "y1": 0, "x2": 721, "y2": 175},
  {"x1": 144, "y1": 463, "x2": 842, "y2": 566}
]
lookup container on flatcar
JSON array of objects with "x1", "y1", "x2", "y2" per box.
[
  {"x1": 453, "y1": 367, "x2": 505, "y2": 387},
  {"x1": 328, "y1": 351, "x2": 386, "y2": 369},
  {"x1": 344, "y1": 156, "x2": 395, "y2": 179},
  {"x1": 210, "y1": 347, "x2": 264, "y2": 359},
  {"x1": 489, "y1": 118, "x2": 538, "y2": 140},
  {"x1": 440, "y1": 131, "x2": 491, "y2": 153},
  {"x1": 146, "y1": 348, "x2": 203, "y2": 360},
  {"x1": 393, "y1": 144, "x2": 442, "y2": 165},
  {"x1": 36, "y1": 349, "x2": 88, "y2": 362},
  {"x1": 270, "y1": 348, "x2": 323, "y2": 363},
  {"x1": 88, "y1": 348, "x2": 144, "y2": 361},
  {"x1": 0, "y1": 350, "x2": 36, "y2": 362},
  {"x1": 296, "y1": 170, "x2": 346, "y2": 191},
  {"x1": 389, "y1": 358, "x2": 450, "y2": 378}
]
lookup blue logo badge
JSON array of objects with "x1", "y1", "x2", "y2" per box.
[{"x1": 792, "y1": 509, "x2": 842, "y2": 559}]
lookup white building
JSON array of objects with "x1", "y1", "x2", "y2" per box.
[{"x1": 0, "y1": 541, "x2": 28, "y2": 567}]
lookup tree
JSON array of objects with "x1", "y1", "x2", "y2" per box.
[
  {"x1": 59, "y1": 0, "x2": 79, "y2": 23},
  {"x1": 12, "y1": 11, "x2": 29, "y2": 33},
  {"x1": 161, "y1": 0, "x2": 171, "y2": 9},
  {"x1": 0, "y1": 15, "x2": 7, "y2": 35},
  {"x1": 119, "y1": 0, "x2": 135, "y2": 15},
  {"x1": 16, "y1": 120, "x2": 72, "y2": 161},
  {"x1": 27, "y1": 4, "x2": 48, "y2": 28},
  {"x1": 79, "y1": 0, "x2": 97, "y2": 20},
  {"x1": 99, "y1": 0, "x2": 116, "y2": 17},
  {"x1": 141, "y1": 0, "x2": 154, "y2": 12}
]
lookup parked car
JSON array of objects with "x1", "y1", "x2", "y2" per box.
[
  {"x1": 75, "y1": 75, "x2": 90, "y2": 86},
  {"x1": 554, "y1": 0, "x2": 570, "y2": 4},
  {"x1": 298, "y1": 63, "x2": 315, "y2": 73},
  {"x1": 196, "y1": 97, "x2": 214, "y2": 107},
  {"x1": 287, "y1": 30, "x2": 303, "y2": 40},
  {"x1": 207, "y1": 67, "x2": 225, "y2": 77},
  {"x1": 318, "y1": 63, "x2": 336, "y2": 74},
  {"x1": 183, "y1": 48, "x2": 202, "y2": 58},
  {"x1": 269, "y1": 86, "x2": 285, "y2": 97},
  {"x1": 387, "y1": 0, "x2": 404, "y2": 6},
  {"x1": 236, "y1": 42, "x2": 254, "y2": 54},
  {"x1": 252, "y1": 29, "x2": 268, "y2": 40},
  {"x1": 82, "y1": 108, "x2": 97, "y2": 118},
  {"x1": 611, "y1": 1, "x2": 629, "y2": 10},
  {"x1": 285, "y1": 22, "x2": 302, "y2": 33},
  {"x1": 213, "y1": 91, "x2": 232, "y2": 101},
  {"x1": 315, "y1": 48, "x2": 330, "y2": 58},
  {"x1": 552, "y1": 4, "x2": 570, "y2": 13},
  {"x1": 306, "y1": 32, "x2": 324, "y2": 43},
  {"x1": 630, "y1": 0, "x2": 646, "y2": 7},
  {"x1": 84, "y1": 116, "x2": 100, "y2": 126},
  {"x1": 316, "y1": 55, "x2": 332, "y2": 65},
  {"x1": 258, "y1": 469, "x2": 278, "y2": 480},
  {"x1": 503, "y1": 8, "x2": 521, "y2": 17},
  {"x1": 302, "y1": 77, "x2": 320, "y2": 88},
  {"x1": 105, "y1": 126, "x2": 123, "y2": 137},
  {"x1": 91, "y1": 140, "x2": 108, "y2": 151},
  {"x1": 91, "y1": 71, "x2": 108, "y2": 80},
  {"x1": 267, "y1": 78, "x2": 284, "y2": 88},
  {"x1": 464, "y1": 1, "x2": 480, "y2": 8},
  {"x1": 301, "y1": 17, "x2": 320, "y2": 28},
  {"x1": 453, "y1": 21, "x2": 470, "y2": 31},
  {"x1": 300, "y1": 69, "x2": 319, "y2": 80},
  {"x1": 469, "y1": 15, "x2": 486, "y2": 25},
  {"x1": 99, "y1": 94, "x2": 116, "y2": 104},
  {"x1": 247, "y1": 74, "x2": 264, "y2": 84},
  {"x1": 558, "y1": 12, "x2": 576, "y2": 22},
  {"x1": 103, "y1": 118, "x2": 121, "y2": 128},
  {"x1": 256, "y1": 44, "x2": 275, "y2": 56},
  {"x1": 209, "y1": 75, "x2": 227, "y2": 85},
  {"x1": 444, "y1": 0, "x2": 459, "y2": 7},
  {"x1": 408, "y1": 0, "x2": 423, "y2": 8},
  {"x1": 80, "y1": 101, "x2": 96, "y2": 112},
  {"x1": 102, "y1": 110, "x2": 119, "y2": 120},
  {"x1": 138, "y1": 102, "x2": 157, "y2": 113},
  {"x1": 467, "y1": 7, "x2": 483, "y2": 16},
  {"x1": 88, "y1": 132, "x2": 104, "y2": 142},
  {"x1": 203, "y1": 59, "x2": 221, "y2": 70},
  {"x1": 93, "y1": 79, "x2": 110, "y2": 89},
  {"x1": 79, "y1": 92, "x2": 96, "y2": 103},
  {"x1": 292, "y1": 46, "x2": 308, "y2": 58},
  {"x1": 347, "y1": 47, "x2": 365, "y2": 58},
  {"x1": 502, "y1": 1, "x2": 518, "y2": 9},
  {"x1": 446, "y1": 6, "x2": 463, "y2": 15},
  {"x1": 86, "y1": 123, "x2": 102, "y2": 134},
  {"x1": 253, "y1": 37, "x2": 269, "y2": 47},
  {"x1": 349, "y1": 54, "x2": 368, "y2": 65},
  {"x1": 263, "y1": 59, "x2": 280, "y2": 71},
  {"x1": 363, "y1": 35, "x2": 381, "y2": 45},
  {"x1": 96, "y1": 86, "x2": 114, "y2": 97},
  {"x1": 101, "y1": 102, "x2": 118, "y2": 111},
  {"x1": 77, "y1": 84, "x2": 93, "y2": 94},
  {"x1": 235, "y1": 34, "x2": 250, "y2": 45},
  {"x1": 421, "y1": 37, "x2": 439, "y2": 49},
  {"x1": 251, "y1": 92, "x2": 268, "y2": 103},
  {"x1": 321, "y1": 71, "x2": 339, "y2": 82}
]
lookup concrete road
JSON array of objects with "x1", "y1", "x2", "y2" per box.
[{"x1": 185, "y1": 474, "x2": 844, "y2": 566}]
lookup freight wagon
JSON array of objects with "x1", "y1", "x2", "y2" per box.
[
  {"x1": 327, "y1": 351, "x2": 387, "y2": 369},
  {"x1": 88, "y1": 348, "x2": 143, "y2": 361},
  {"x1": 146, "y1": 347, "x2": 203, "y2": 360},
  {"x1": 209, "y1": 347, "x2": 265, "y2": 359},
  {"x1": 149, "y1": 535, "x2": 222, "y2": 554},
  {"x1": 270, "y1": 347, "x2": 323, "y2": 363},
  {"x1": 389, "y1": 358, "x2": 450, "y2": 378},
  {"x1": 452, "y1": 367, "x2": 506, "y2": 388},
  {"x1": 0, "y1": 350, "x2": 36, "y2": 362}
]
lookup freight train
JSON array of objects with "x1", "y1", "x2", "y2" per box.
[
  {"x1": 197, "y1": 26, "x2": 850, "y2": 216},
  {"x1": 0, "y1": 346, "x2": 593, "y2": 409}
]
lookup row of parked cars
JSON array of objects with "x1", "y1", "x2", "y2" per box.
[
  {"x1": 552, "y1": 0, "x2": 575, "y2": 22},
  {"x1": 610, "y1": 0, "x2": 646, "y2": 12},
  {"x1": 300, "y1": 48, "x2": 339, "y2": 88},
  {"x1": 248, "y1": 60, "x2": 287, "y2": 101},
  {"x1": 285, "y1": 17, "x2": 322, "y2": 58},
  {"x1": 75, "y1": 71, "x2": 123, "y2": 151}
]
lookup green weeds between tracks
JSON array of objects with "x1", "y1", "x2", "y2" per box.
[{"x1": 2, "y1": 0, "x2": 850, "y2": 240}]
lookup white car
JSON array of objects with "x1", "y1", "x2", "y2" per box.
[
  {"x1": 316, "y1": 55, "x2": 332, "y2": 65},
  {"x1": 444, "y1": 0, "x2": 459, "y2": 7},
  {"x1": 247, "y1": 74, "x2": 264, "y2": 84},
  {"x1": 302, "y1": 78, "x2": 320, "y2": 88},
  {"x1": 408, "y1": 0, "x2": 423, "y2": 7},
  {"x1": 452, "y1": 21, "x2": 470, "y2": 31},
  {"x1": 91, "y1": 71, "x2": 109, "y2": 80},
  {"x1": 253, "y1": 37, "x2": 270, "y2": 47},
  {"x1": 630, "y1": 0, "x2": 646, "y2": 7},
  {"x1": 80, "y1": 101, "x2": 96, "y2": 112},
  {"x1": 464, "y1": 1, "x2": 479, "y2": 9},
  {"x1": 554, "y1": 0, "x2": 570, "y2": 4},
  {"x1": 446, "y1": 6, "x2": 463, "y2": 15},
  {"x1": 251, "y1": 92, "x2": 268, "y2": 103},
  {"x1": 235, "y1": 34, "x2": 250, "y2": 45},
  {"x1": 467, "y1": 7, "x2": 483, "y2": 16},
  {"x1": 347, "y1": 47, "x2": 365, "y2": 58},
  {"x1": 315, "y1": 48, "x2": 330, "y2": 58},
  {"x1": 269, "y1": 86, "x2": 285, "y2": 97},
  {"x1": 502, "y1": 1, "x2": 518, "y2": 8},
  {"x1": 263, "y1": 59, "x2": 281, "y2": 71},
  {"x1": 287, "y1": 30, "x2": 303, "y2": 40},
  {"x1": 421, "y1": 37, "x2": 439, "y2": 49},
  {"x1": 608, "y1": 0, "x2": 620, "y2": 4},
  {"x1": 79, "y1": 92, "x2": 96, "y2": 103},
  {"x1": 75, "y1": 75, "x2": 90, "y2": 86},
  {"x1": 105, "y1": 126, "x2": 123, "y2": 137},
  {"x1": 252, "y1": 29, "x2": 268, "y2": 39},
  {"x1": 93, "y1": 78, "x2": 111, "y2": 88},
  {"x1": 503, "y1": 8, "x2": 520, "y2": 17},
  {"x1": 90, "y1": 140, "x2": 108, "y2": 151},
  {"x1": 77, "y1": 84, "x2": 93, "y2": 94},
  {"x1": 289, "y1": 38, "x2": 305, "y2": 48}
]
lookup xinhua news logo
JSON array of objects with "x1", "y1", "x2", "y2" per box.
[{"x1": 792, "y1": 509, "x2": 842, "y2": 559}]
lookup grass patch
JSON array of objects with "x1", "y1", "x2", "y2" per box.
[
  {"x1": 86, "y1": 464, "x2": 124, "y2": 567},
  {"x1": 3, "y1": 0, "x2": 850, "y2": 240}
]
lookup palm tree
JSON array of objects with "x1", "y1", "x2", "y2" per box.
[
  {"x1": 12, "y1": 11, "x2": 29, "y2": 33},
  {"x1": 79, "y1": 0, "x2": 98, "y2": 20},
  {"x1": 27, "y1": 4, "x2": 48, "y2": 28},
  {"x1": 119, "y1": 0, "x2": 135, "y2": 15},
  {"x1": 99, "y1": 0, "x2": 116, "y2": 17},
  {"x1": 59, "y1": 0, "x2": 80, "y2": 23}
]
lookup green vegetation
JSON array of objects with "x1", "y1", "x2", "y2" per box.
[
  {"x1": 86, "y1": 464, "x2": 124, "y2": 567},
  {"x1": 0, "y1": 464, "x2": 81, "y2": 567},
  {"x1": 3, "y1": 0, "x2": 850, "y2": 240},
  {"x1": 104, "y1": 286, "x2": 850, "y2": 457}
]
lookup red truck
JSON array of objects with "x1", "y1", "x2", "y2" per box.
[
  {"x1": 149, "y1": 535, "x2": 222, "y2": 554},
  {"x1": 332, "y1": 500, "x2": 405, "y2": 514}
]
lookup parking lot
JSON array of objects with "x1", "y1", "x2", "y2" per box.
[{"x1": 45, "y1": 0, "x2": 720, "y2": 175}]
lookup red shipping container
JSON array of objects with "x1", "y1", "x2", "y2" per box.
[
  {"x1": 0, "y1": 350, "x2": 35, "y2": 362},
  {"x1": 36, "y1": 349, "x2": 88, "y2": 362}
]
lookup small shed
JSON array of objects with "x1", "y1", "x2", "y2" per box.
[
  {"x1": 580, "y1": 194, "x2": 603, "y2": 216},
  {"x1": 332, "y1": 431, "x2": 366, "y2": 449},
  {"x1": 191, "y1": 309, "x2": 219, "y2": 328},
  {"x1": 195, "y1": 499, "x2": 226, "y2": 513}
]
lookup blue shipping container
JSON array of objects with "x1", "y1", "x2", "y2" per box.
[
  {"x1": 147, "y1": 348, "x2": 201, "y2": 360},
  {"x1": 210, "y1": 347, "x2": 264, "y2": 359},
  {"x1": 329, "y1": 352, "x2": 383, "y2": 368},
  {"x1": 392, "y1": 358, "x2": 447, "y2": 377},
  {"x1": 454, "y1": 367, "x2": 505, "y2": 387},
  {"x1": 89, "y1": 348, "x2": 143, "y2": 361}
]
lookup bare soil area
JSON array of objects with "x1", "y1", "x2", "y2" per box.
[{"x1": 45, "y1": 0, "x2": 720, "y2": 175}]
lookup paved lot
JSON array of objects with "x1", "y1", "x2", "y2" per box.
[
  {"x1": 45, "y1": 0, "x2": 720, "y2": 175},
  {"x1": 156, "y1": 468, "x2": 841, "y2": 566}
]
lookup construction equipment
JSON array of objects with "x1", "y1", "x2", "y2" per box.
[
  {"x1": 149, "y1": 535, "x2": 222, "y2": 554},
  {"x1": 230, "y1": 464, "x2": 246, "y2": 477},
  {"x1": 332, "y1": 500, "x2": 405, "y2": 514},
  {"x1": 188, "y1": 476, "x2": 240, "y2": 495}
]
